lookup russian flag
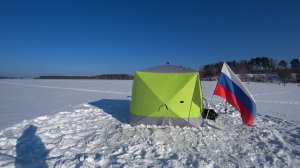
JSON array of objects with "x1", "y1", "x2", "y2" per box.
[{"x1": 213, "y1": 63, "x2": 256, "y2": 126}]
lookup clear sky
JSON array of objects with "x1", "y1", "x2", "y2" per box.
[{"x1": 1, "y1": 0, "x2": 300, "y2": 77}]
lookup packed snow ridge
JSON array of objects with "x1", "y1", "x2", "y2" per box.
[{"x1": 0, "y1": 102, "x2": 299, "y2": 167}]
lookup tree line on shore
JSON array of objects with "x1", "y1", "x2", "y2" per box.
[
  {"x1": 2, "y1": 57, "x2": 299, "y2": 82},
  {"x1": 200, "y1": 57, "x2": 300, "y2": 82},
  {"x1": 36, "y1": 74, "x2": 133, "y2": 80}
]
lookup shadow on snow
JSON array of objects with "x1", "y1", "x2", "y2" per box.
[
  {"x1": 89, "y1": 99, "x2": 130, "y2": 124},
  {"x1": 15, "y1": 125, "x2": 49, "y2": 168}
]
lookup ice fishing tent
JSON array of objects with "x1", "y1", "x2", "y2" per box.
[{"x1": 130, "y1": 65, "x2": 203, "y2": 127}]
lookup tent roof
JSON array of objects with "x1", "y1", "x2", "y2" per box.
[{"x1": 139, "y1": 65, "x2": 197, "y2": 73}]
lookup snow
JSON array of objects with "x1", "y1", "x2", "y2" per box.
[
  {"x1": 0, "y1": 79, "x2": 131, "y2": 129},
  {"x1": 0, "y1": 79, "x2": 300, "y2": 167}
]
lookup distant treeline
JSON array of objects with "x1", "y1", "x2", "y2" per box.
[
  {"x1": 200, "y1": 57, "x2": 300, "y2": 82},
  {"x1": 91, "y1": 74, "x2": 133, "y2": 80},
  {"x1": 0, "y1": 77, "x2": 23, "y2": 79},
  {"x1": 36, "y1": 74, "x2": 133, "y2": 80}
]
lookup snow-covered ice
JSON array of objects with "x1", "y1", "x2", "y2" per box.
[
  {"x1": 0, "y1": 79, "x2": 132, "y2": 129},
  {"x1": 0, "y1": 79, "x2": 300, "y2": 167}
]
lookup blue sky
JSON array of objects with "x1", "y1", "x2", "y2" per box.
[{"x1": 1, "y1": 0, "x2": 299, "y2": 77}]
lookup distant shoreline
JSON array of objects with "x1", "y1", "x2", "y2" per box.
[
  {"x1": 0, "y1": 74, "x2": 134, "y2": 80},
  {"x1": 0, "y1": 77, "x2": 24, "y2": 79},
  {"x1": 35, "y1": 74, "x2": 134, "y2": 80}
]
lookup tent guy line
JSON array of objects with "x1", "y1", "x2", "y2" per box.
[{"x1": 0, "y1": 82, "x2": 130, "y2": 95}]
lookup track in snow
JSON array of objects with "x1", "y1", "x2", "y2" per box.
[{"x1": 0, "y1": 82, "x2": 130, "y2": 95}]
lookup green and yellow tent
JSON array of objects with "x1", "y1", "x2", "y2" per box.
[{"x1": 130, "y1": 65, "x2": 204, "y2": 127}]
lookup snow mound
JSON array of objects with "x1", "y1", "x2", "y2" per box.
[{"x1": 0, "y1": 103, "x2": 299, "y2": 167}]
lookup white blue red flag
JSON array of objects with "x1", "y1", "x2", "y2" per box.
[{"x1": 213, "y1": 63, "x2": 256, "y2": 126}]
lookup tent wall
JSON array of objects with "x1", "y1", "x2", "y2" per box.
[{"x1": 130, "y1": 70, "x2": 203, "y2": 127}]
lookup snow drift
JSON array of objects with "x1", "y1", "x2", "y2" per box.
[{"x1": 0, "y1": 102, "x2": 299, "y2": 167}]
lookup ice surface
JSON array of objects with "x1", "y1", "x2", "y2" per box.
[
  {"x1": 0, "y1": 79, "x2": 132, "y2": 129},
  {"x1": 0, "y1": 79, "x2": 300, "y2": 167}
]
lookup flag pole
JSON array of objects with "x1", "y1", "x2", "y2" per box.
[
  {"x1": 204, "y1": 93, "x2": 215, "y2": 122},
  {"x1": 204, "y1": 63, "x2": 223, "y2": 124}
]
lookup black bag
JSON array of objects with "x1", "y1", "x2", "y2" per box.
[{"x1": 202, "y1": 108, "x2": 218, "y2": 121}]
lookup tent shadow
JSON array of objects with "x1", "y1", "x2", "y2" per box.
[
  {"x1": 15, "y1": 125, "x2": 49, "y2": 168},
  {"x1": 89, "y1": 99, "x2": 130, "y2": 124}
]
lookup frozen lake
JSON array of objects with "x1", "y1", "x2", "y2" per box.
[
  {"x1": 0, "y1": 79, "x2": 300, "y2": 167},
  {"x1": 1, "y1": 79, "x2": 299, "y2": 129},
  {"x1": 0, "y1": 79, "x2": 132, "y2": 129}
]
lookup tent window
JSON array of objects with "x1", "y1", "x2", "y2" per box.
[{"x1": 180, "y1": 101, "x2": 184, "y2": 103}]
